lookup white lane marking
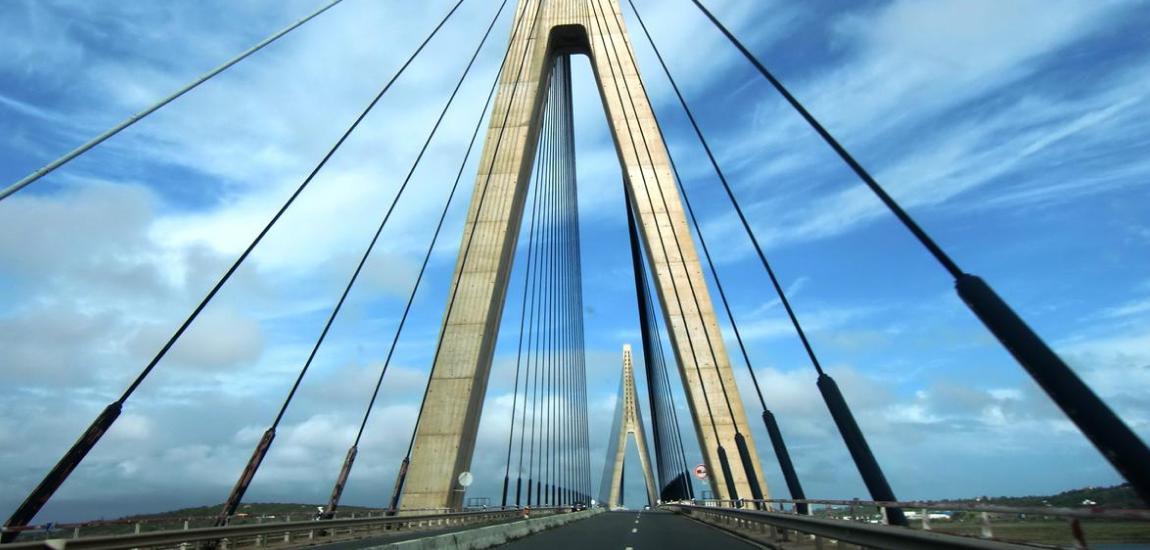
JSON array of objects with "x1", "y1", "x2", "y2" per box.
[{"x1": 625, "y1": 547, "x2": 633, "y2": 550}]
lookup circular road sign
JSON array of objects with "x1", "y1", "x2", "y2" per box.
[
  {"x1": 694, "y1": 464, "x2": 708, "y2": 480},
  {"x1": 458, "y1": 471, "x2": 474, "y2": 488}
]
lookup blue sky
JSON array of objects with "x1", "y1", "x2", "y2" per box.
[{"x1": 0, "y1": 0, "x2": 1148, "y2": 521}]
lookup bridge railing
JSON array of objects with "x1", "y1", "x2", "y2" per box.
[
  {"x1": 2, "y1": 506, "x2": 545, "y2": 542},
  {"x1": 3, "y1": 508, "x2": 427, "y2": 540},
  {"x1": 666, "y1": 503, "x2": 1041, "y2": 549},
  {"x1": 2, "y1": 507, "x2": 567, "y2": 550},
  {"x1": 675, "y1": 498, "x2": 1150, "y2": 548}
]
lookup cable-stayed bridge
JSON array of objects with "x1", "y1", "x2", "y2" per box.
[{"x1": 2, "y1": 0, "x2": 1148, "y2": 548}]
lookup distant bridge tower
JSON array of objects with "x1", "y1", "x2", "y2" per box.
[
  {"x1": 402, "y1": 0, "x2": 768, "y2": 510},
  {"x1": 600, "y1": 345, "x2": 658, "y2": 508}
]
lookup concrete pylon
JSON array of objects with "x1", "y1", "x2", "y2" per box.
[
  {"x1": 401, "y1": 0, "x2": 769, "y2": 510},
  {"x1": 601, "y1": 345, "x2": 658, "y2": 508}
]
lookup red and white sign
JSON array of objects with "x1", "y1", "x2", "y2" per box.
[{"x1": 694, "y1": 463, "x2": 708, "y2": 480}]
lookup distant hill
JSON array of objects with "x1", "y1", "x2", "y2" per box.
[
  {"x1": 934, "y1": 483, "x2": 1144, "y2": 509},
  {"x1": 112, "y1": 484, "x2": 1143, "y2": 523},
  {"x1": 13, "y1": 502, "x2": 390, "y2": 542},
  {"x1": 119, "y1": 502, "x2": 383, "y2": 522}
]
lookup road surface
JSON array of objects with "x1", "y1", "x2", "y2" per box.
[{"x1": 499, "y1": 509, "x2": 758, "y2": 549}]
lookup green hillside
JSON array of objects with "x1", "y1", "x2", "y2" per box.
[
  {"x1": 121, "y1": 502, "x2": 382, "y2": 522},
  {"x1": 938, "y1": 483, "x2": 1145, "y2": 509}
]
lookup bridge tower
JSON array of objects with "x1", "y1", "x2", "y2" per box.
[
  {"x1": 600, "y1": 345, "x2": 659, "y2": 508},
  {"x1": 402, "y1": 0, "x2": 768, "y2": 510}
]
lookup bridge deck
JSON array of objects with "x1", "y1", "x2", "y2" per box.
[
  {"x1": 501, "y1": 510, "x2": 757, "y2": 549},
  {"x1": 303, "y1": 515, "x2": 529, "y2": 550}
]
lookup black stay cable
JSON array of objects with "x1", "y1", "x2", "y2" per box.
[
  {"x1": 556, "y1": 58, "x2": 576, "y2": 504},
  {"x1": 516, "y1": 131, "x2": 549, "y2": 508},
  {"x1": 587, "y1": 0, "x2": 742, "y2": 502},
  {"x1": 546, "y1": 57, "x2": 588, "y2": 507},
  {"x1": 0, "y1": 0, "x2": 346, "y2": 203},
  {"x1": 592, "y1": 8, "x2": 722, "y2": 500},
  {"x1": 0, "y1": 1, "x2": 467, "y2": 539},
  {"x1": 392, "y1": 0, "x2": 547, "y2": 512},
  {"x1": 605, "y1": 0, "x2": 803, "y2": 511},
  {"x1": 543, "y1": 89, "x2": 557, "y2": 504},
  {"x1": 539, "y1": 76, "x2": 559, "y2": 506},
  {"x1": 625, "y1": 199, "x2": 670, "y2": 494},
  {"x1": 625, "y1": 192, "x2": 681, "y2": 495},
  {"x1": 629, "y1": 0, "x2": 906, "y2": 521},
  {"x1": 557, "y1": 132, "x2": 568, "y2": 506},
  {"x1": 575, "y1": 234, "x2": 591, "y2": 501},
  {"x1": 552, "y1": 61, "x2": 567, "y2": 505},
  {"x1": 687, "y1": 1, "x2": 960, "y2": 278},
  {"x1": 686, "y1": 0, "x2": 1150, "y2": 506},
  {"x1": 215, "y1": 0, "x2": 507, "y2": 525},
  {"x1": 527, "y1": 73, "x2": 557, "y2": 506},
  {"x1": 631, "y1": 193, "x2": 693, "y2": 501},
  {"x1": 645, "y1": 273, "x2": 694, "y2": 499},
  {"x1": 542, "y1": 73, "x2": 561, "y2": 504},
  {"x1": 590, "y1": 3, "x2": 757, "y2": 499},
  {"x1": 331, "y1": 2, "x2": 513, "y2": 519},
  {"x1": 516, "y1": 122, "x2": 551, "y2": 508},
  {"x1": 561, "y1": 55, "x2": 576, "y2": 505},
  {"x1": 568, "y1": 129, "x2": 588, "y2": 504},
  {"x1": 560, "y1": 56, "x2": 579, "y2": 505},
  {"x1": 630, "y1": 220, "x2": 690, "y2": 501},
  {"x1": 629, "y1": 0, "x2": 823, "y2": 377},
  {"x1": 505, "y1": 10, "x2": 553, "y2": 511},
  {"x1": 501, "y1": 114, "x2": 547, "y2": 510},
  {"x1": 659, "y1": 102, "x2": 810, "y2": 512},
  {"x1": 592, "y1": 0, "x2": 762, "y2": 506},
  {"x1": 554, "y1": 86, "x2": 566, "y2": 505},
  {"x1": 624, "y1": 191, "x2": 691, "y2": 500},
  {"x1": 540, "y1": 91, "x2": 553, "y2": 506}
]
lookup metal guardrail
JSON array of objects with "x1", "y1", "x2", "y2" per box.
[
  {"x1": 667, "y1": 504, "x2": 1039, "y2": 550},
  {"x1": 1, "y1": 508, "x2": 485, "y2": 538},
  {"x1": 2, "y1": 507, "x2": 565, "y2": 550},
  {"x1": 727, "y1": 498, "x2": 1150, "y2": 522},
  {"x1": 685, "y1": 494, "x2": 1145, "y2": 540},
  {"x1": 690, "y1": 497, "x2": 1150, "y2": 545}
]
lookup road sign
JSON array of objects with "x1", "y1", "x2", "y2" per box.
[
  {"x1": 694, "y1": 464, "x2": 708, "y2": 480},
  {"x1": 458, "y1": 471, "x2": 473, "y2": 488}
]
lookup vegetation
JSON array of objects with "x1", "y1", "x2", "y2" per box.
[
  {"x1": 19, "y1": 503, "x2": 386, "y2": 542},
  {"x1": 929, "y1": 519, "x2": 1150, "y2": 545},
  {"x1": 122, "y1": 502, "x2": 382, "y2": 522},
  {"x1": 808, "y1": 484, "x2": 1149, "y2": 546},
  {"x1": 944, "y1": 483, "x2": 1146, "y2": 509},
  {"x1": 19, "y1": 485, "x2": 1148, "y2": 545}
]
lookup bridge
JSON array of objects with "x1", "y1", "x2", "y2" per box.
[{"x1": 1, "y1": 0, "x2": 1148, "y2": 548}]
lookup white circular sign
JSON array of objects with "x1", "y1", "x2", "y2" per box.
[
  {"x1": 458, "y1": 471, "x2": 474, "y2": 488},
  {"x1": 694, "y1": 464, "x2": 708, "y2": 480}
]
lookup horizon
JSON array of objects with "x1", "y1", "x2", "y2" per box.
[{"x1": 1, "y1": 0, "x2": 1148, "y2": 524}]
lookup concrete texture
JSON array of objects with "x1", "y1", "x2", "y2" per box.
[
  {"x1": 602, "y1": 345, "x2": 658, "y2": 508},
  {"x1": 402, "y1": 0, "x2": 769, "y2": 511},
  {"x1": 377, "y1": 510, "x2": 601, "y2": 550}
]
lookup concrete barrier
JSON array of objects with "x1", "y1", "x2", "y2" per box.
[{"x1": 376, "y1": 509, "x2": 601, "y2": 550}]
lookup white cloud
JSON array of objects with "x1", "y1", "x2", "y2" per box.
[
  {"x1": 687, "y1": 0, "x2": 1144, "y2": 255},
  {"x1": 1, "y1": 0, "x2": 1147, "y2": 523},
  {"x1": 1099, "y1": 296, "x2": 1150, "y2": 320}
]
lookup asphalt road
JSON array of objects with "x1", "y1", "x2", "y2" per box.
[{"x1": 498, "y1": 509, "x2": 760, "y2": 549}]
